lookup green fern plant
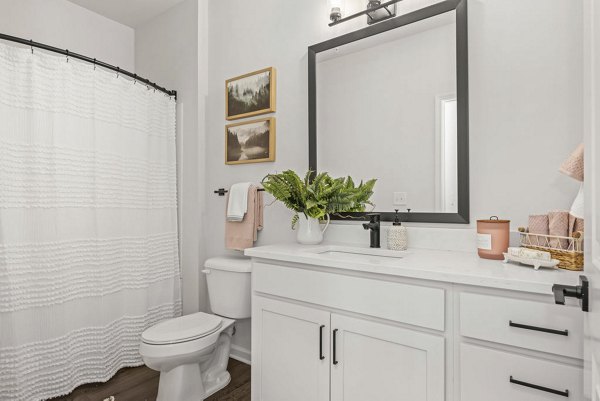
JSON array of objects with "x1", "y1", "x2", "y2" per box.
[{"x1": 262, "y1": 170, "x2": 376, "y2": 228}]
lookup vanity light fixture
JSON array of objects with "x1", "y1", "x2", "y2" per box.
[
  {"x1": 329, "y1": 0, "x2": 344, "y2": 23},
  {"x1": 329, "y1": 0, "x2": 401, "y2": 27}
]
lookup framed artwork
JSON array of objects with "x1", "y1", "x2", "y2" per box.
[
  {"x1": 225, "y1": 117, "x2": 276, "y2": 165},
  {"x1": 226, "y1": 67, "x2": 276, "y2": 120}
]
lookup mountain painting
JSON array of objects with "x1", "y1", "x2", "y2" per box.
[
  {"x1": 226, "y1": 118, "x2": 276, "y2": 164},
  {"x1": 226, "y1": 67, "x2": 276, "y2": 120}
]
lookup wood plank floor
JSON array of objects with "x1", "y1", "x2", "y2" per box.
[{"x1": 50, "y1": 359, "x2": 250, "y2": 401}]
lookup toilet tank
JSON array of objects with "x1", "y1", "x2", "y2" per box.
[{"x1": 203, "y1": 257, "x2": 252, "y2": 319}]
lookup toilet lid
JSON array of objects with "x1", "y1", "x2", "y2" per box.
[{"x1": 142, "y1": 312, "x2": 223, "y2": 345}]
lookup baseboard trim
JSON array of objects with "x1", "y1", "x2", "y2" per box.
[{"x1": 230, "y1": 344, "x2": 251, "y2": 365}]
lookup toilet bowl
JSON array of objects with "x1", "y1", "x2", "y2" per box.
[{"x1": 139, "y1": 256, "x2": 251, "y2": 401}]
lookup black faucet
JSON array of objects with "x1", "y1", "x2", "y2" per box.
[{"x1": 362, "y1": 213, "x2": 381, "y2": 248}]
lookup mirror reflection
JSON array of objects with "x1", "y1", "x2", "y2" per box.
[{"x1": 316, "y1": 11, "x2": 458, "y2": 213}]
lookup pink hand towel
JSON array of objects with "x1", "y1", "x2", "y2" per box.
[
  {"x1": 225, "y1": 185, "x2": 263, "y2": 251},
  {"x1": 548, "y1": 210, "x2": 569, "y2": 249},
  {"x1": 528, "y1": 214, "x2": 549, "y2": 246}
]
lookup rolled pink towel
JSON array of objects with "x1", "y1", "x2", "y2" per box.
[
  {"x1": 528, "y1": 214, "x2": 549, "y2": 246},
  {"x1": 549, "y1": 210, "x2": 569, "y2": 249},
  {"x1": 559, "y1": 143, "x2": 584, "y2": 182},
  {"x1": 568, "y1": 214, "x2": 584, "y2": 251}
]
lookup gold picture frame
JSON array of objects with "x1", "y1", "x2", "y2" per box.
[
  {"x1": 225, "y1": 117, "x2": 276, "y2": 165},
  {"x1": 225, "y1": 67, "x2": 276, "y2": 120}
]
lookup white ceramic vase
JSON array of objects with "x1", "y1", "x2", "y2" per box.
[{"x1": 296, "y1": 215, "x2": 330, "y2": 245}]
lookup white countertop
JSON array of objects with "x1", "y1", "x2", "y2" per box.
[{"x1": 244, "y1": 243, "x2": 583, "y2": 295}]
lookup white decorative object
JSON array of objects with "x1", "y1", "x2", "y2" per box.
[
  {"x1": 570, "y1": 183, "x2": 584, "y2": 218},
  {"x1": 0, "y1": 42, "x2": 180, "y2": 401},
  {"x1": 387, "y1": 210, "x2": 408, "y2": 251},
  {"x1": 503, "y1": 253, "x2": 559, "y2": 270},
  {"x1": 507, "y1": 246, "x2": 551, "y2": 261},
  {"x1": 297, "y1": 215, "x2": 330, "y2": 245}
]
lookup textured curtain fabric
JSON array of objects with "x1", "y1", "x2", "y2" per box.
[{"x1": 0, "y1": 42, "x2": 181, "y2": 400}]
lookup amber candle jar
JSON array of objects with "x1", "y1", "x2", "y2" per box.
[{"x1": 477, "y1": 216, "x2": 510, "y2": 260}]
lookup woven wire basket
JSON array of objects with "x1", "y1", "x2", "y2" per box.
[{"x1": 517, "y1": 227, "x2": 583, "y2": 271}]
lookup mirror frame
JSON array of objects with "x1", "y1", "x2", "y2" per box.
[{"x1": 308, "y1": 0, "x2": 469, "y2": 224}]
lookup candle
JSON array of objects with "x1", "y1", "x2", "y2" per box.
[{"x1": 477, "y1": 216, "x2": 510, "y2": 260}]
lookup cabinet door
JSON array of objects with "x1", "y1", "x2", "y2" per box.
[
  {"x1": 252, "y1": 296, "x2": 330, "y2": 401},
  {"x1": 331, "y1": 314, "x2": 445, "y2": 401}
]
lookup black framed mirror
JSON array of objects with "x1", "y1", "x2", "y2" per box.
[{"x1": 308, "y1": 0, "x2": 469, "y2": 223}]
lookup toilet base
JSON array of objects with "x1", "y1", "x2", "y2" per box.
[
  {"x1": 156, "y1": 363, "x2": 205, "y2": 401},
  {"x1": 203, "y1": 371, "x2": 231, "y2": 398},
  {"x1": 150, "y1": 321, "x2": 235, "y2": 401}
]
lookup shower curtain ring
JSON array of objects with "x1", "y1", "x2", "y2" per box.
[
  {"x1": 93, "y1": 58, "x2": 96, "y2": 70},
  {"x1": 30, "y1": 39, "x2": 33, "y2": 54},
  {"x1": 117, "y1": 67, "x2": 120, "y2": 78},
  {"x1": 66, "y1": 50, "x2": 69, "y2": 63},
  {"x1": 134, "y1": 74, "x2": 137, "y2": 84}
]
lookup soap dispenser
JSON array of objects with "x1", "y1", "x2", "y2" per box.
[{"x1": 387, "y1": 209, "x2": 408, "y2": 251}]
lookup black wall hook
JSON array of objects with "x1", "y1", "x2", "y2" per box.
[{"x1": 214, "y1": 188, "x2": 265, "y2": 196}]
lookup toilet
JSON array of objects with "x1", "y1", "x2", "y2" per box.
[{"x1": 139, "y1": 256, "x2": 251, "y2": 401}]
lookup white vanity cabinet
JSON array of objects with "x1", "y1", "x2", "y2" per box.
[
  {"x1": 247, "y1": 245, "x2": 585, "y2": 401},
  {"x1": 252, "y1": 296, "x2": 446, "y2": 401},
  {"x1": 251, "y1": 262, "x2": 447, "y2": 401}
]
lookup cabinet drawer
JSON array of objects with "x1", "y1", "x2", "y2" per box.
[
  {"x1": 460, "y1": 292, "x2": 582, "y2": 358},
  {"x1": 461, "y1": 343, "x2": 583, "y2": 401},
  {"x1": 253, "y1": 262, "x2": 445, "y2": 331}
]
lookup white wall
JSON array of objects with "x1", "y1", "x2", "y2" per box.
[
  {"x1": 0, "y1": 0, "x2": 134, "y2": 70},
  {"x1": 135, "y1": 0, "x2": 209, "y2": 314},
  {"x1": 205, "y1": 0, "x2": 583, "y2": 358}
]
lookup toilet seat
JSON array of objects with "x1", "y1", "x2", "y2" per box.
[{"x1": 142, "y1": 312, "x2": 223, "y2": 345}]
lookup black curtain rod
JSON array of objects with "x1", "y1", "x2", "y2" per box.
[{"x1": 0, "y1": 33, "x2": 177, "y2": 99}]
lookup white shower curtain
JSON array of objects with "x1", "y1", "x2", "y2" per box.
[{"x1": 0, "y1": 42, "x2": 181, "y2": 400}]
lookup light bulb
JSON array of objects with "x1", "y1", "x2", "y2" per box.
[{"x1": 328, "y1": 0, "x2": 344, "y2": 22}]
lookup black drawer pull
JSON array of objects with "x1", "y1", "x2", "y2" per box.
[
  {"x1": 332, "y1": 329, "x2": 339, "y2": 365},
  {"x1": 510, "y1": 376, "x2": 569, "y2": 397},
  {"x1": 509, "y1": 320, "x2": 569, "y2": 336},
  {"x1": 319, "y1": 325, "x2": 325, "y2": 360}
]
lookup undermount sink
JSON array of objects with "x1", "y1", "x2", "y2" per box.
[{"x1": 302, "y1": 245, "x2": 407, "y2": 260}]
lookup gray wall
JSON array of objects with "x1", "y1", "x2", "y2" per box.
[{"x1": 0, "y1": 0, "x2": 134, "y2": 70}]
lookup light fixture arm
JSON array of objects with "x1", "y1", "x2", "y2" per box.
[{"x1": 329, "y1": 0, "x2": 402, "y2": 27}]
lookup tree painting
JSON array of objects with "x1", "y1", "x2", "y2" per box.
[
  {"x1": 226, "y1": 68, "x2": 275, "y2": 119},
  {"x1": 226, "y1": 119, "x2": 275, "y2": 164}
]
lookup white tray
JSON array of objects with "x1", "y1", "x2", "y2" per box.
[{"x1": 503, "y1": 253, "x2": 559, "y2": 270}]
